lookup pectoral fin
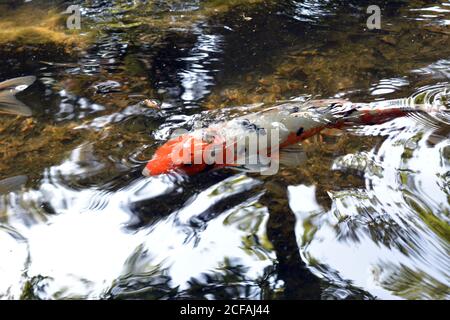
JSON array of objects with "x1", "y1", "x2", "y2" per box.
[
  {"x1": 229, "y1": 145, "x2": 306, "y2": 174},
  {"x1": 278, "y1": 145, "x2": 307, "y2": 167}
]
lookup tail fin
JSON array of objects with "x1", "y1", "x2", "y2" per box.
[{"x1": 0, "y1": 76, "x2": 36, "y2": 116}]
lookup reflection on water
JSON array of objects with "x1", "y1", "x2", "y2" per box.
[
  {"x1": 178, "y1": 30, "x2": 223, "y2": 106},
  {"x1": 290, "y1": 117, "x2": 450, "y2": 299},
  {"x1": 411, "y1": 2, "x2": 450, "y2": 25},
  {"x1": 370, "y1": 77, "x2": 409, "y2": 96},
  {"x1": 0, "y1": 0, "x2": 449, "y2": 299}
]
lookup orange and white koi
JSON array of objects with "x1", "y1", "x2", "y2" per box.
[{"x1": 142, "y1": 98, "x2": 435, "y2": 176}]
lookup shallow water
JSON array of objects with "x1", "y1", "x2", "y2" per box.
[{"x1": 0, "y1": 0, "x2": 449, "y2": 299}]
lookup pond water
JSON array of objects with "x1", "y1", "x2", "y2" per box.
[{"x1": 0, "y1": 0, "x2": 449, "y2": 299}]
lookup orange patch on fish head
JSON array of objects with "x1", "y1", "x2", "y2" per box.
[{"x1": 143, "y1": 134, "x2": 211, "y2": 176}]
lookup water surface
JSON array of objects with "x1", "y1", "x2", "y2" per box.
[{"x1": 0, "y1": 0, "x2": 449, "y2": 299}]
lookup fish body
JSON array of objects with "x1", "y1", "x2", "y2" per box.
[
  {"x1": 143, "y1": 99, "x2": 423, "y2": 176},
  {"x1": 0, "y1": 76, "x2": 36, "y2": 116}
]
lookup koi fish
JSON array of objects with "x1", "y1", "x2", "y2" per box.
[
  {"x1": 0, "y1": 76, "x2": 36, "y2": 116},
  {"x1": 142, "y1": 98, "x2": 441, "y2": 176}
]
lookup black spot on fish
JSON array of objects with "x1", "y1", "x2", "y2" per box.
[
  {"x1": 290, "y1": 106, "x2": 300, "y2": 113},
  {"x1": 240, "y1": 119, "x2": 261, "y2": 132},
  {"x1": 317, "y1": 102, "x2": 343, "y2": 114},
  {"x1": 296, "y1": 127, "x2": 304, "y2": 136},
  {"x1": 343, "y1": 108, "x2": 358, "y2": 117},
  {"x1": 258, "y1": 128, "x2": 267, "y2": 135}
]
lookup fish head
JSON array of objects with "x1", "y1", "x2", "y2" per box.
[{"x1": 143, "y1": 134, "x2": 211, "y2": 176}]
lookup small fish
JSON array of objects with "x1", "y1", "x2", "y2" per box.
[
  {"x1": 142, "y1": 98, "x2": 438, "y2": 176},
  {"x1": 0, "y1": 76, "x2": 36, "y2": 116}
]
